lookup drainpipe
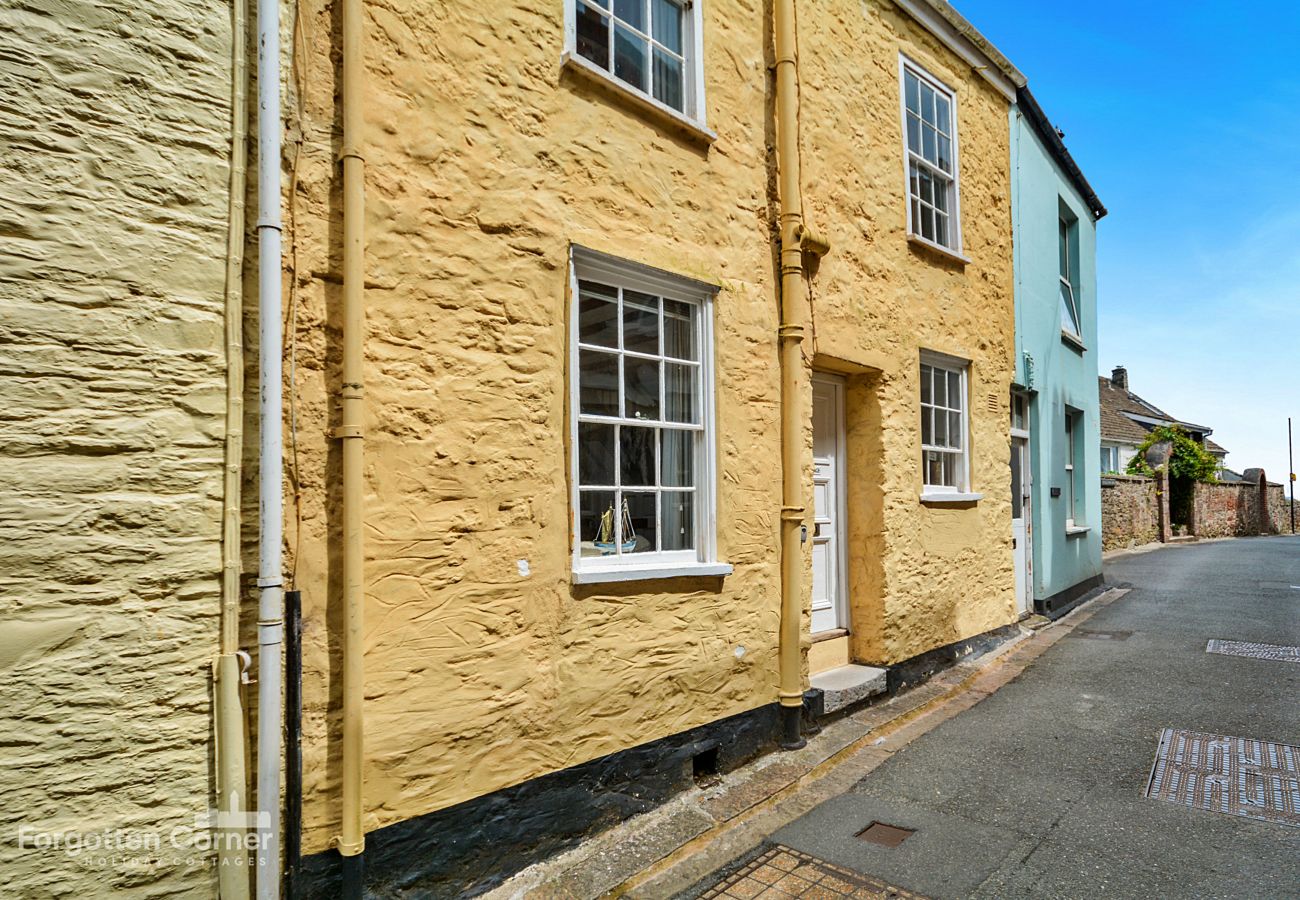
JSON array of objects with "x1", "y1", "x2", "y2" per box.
[
  {"x1": 773, "y1": 0, "x2": 828, "y2": 751},
  {"x1": 256, "y1": 0, "x2": 285, "y2": 892},
  {"x1": 337, "y1": 0, "x2": 367, "y2": 891},
  {"x1": 216, "y1": 0, "x2": 251, "y2": 892}
]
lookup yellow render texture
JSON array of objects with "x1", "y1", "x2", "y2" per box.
[
  {"x1": 0, "y1": 1, "x2": 234, "y2": 896},
  {"x1": 798, "y1": 1, "x2": 1018, "y2": 665},
  {"x1": 285, "y1": 0, "x2": 785, "y2": 851}
]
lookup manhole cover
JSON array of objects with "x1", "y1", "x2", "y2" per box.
[
  {"x1": 857, "y1": 821, "x2": 915, "y2": 848},
  {"x1": 1144, "y1": 728, "x2": 1300, "y2": 827},
  {"x1": 697, "y1": 844, "x2": 927, "y2": 899},
  {"x1": 1206, "y1": 640, "x2": 1300, "y2": 663},
  {"x1": 1069, "y1": 629, "x2": 1132, "y2": 641}
]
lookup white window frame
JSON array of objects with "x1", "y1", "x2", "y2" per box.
[
  {"x1": 1100, "y1": 444, "x2": 1118, "y2": 474},
  {"x1": 1065, "y1": 409, "x2": 1081, "y2": 527},
  {"x1": 919, "y1": 350, "x2": 971, "y2": 496},
  {"x1": 567, "y1": 245, "x2": 728, "y2": 584},
  {"x1": 562, "y1": 0, "x2": 709, "y2": 130},
  {"x1": 898, "y1": 54, "x2": 964, "y2": 257},
  {"x1": 1059, "y1": 214, "x2": 1082, "y2": 340}
]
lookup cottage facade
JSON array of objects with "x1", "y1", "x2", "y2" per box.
[
  {"x1": 1009, "y1": 87, "x2": 1106, "y2": 614},
  {"x1": 288, "y1": 0, "x2": 1022, "y2": 893}
]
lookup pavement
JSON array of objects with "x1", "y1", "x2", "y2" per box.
[{"x1": 690, "y1": 536, "x2": 1300, "y2": 899}]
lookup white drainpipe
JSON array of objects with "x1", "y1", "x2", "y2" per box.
[{"x1": 256, "y1": 0, "x2": 284, "y2": 894}]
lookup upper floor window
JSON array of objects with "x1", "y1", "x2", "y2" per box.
[
  {"x1": 920, "y1": 353, "x2": 969, "y2": 492},
  {"x1": 1059, "y1": 215, "x2": 1081, "y2": 339},
  {"x1": 571, "y1": 0, "x2": 702, "y2": 121},
  {"x1": 569, "y1": 247, "x2": 726, "y2": 582},
  {"x1": 901, "y1": 58, "x2": 961, "y2": 252}
]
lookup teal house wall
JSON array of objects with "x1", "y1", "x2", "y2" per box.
[{"x1": 1010, "y1": 88, "x2": 1106, "y2": 611}]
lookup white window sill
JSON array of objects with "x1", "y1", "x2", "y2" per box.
[
  {"x1": 1060, "y1": 330, "x2": 1087, "y2": 351},
  {"x1": 1065, "y1": 525, "x2": 1091, "y2": 537},
  {"x1": 907, "y1": 233, "x2": 971, "y2": 264},
  {"x1": 572, "y1": 561, "x2": 733, "y2": 585},
  {"x1": 561, "y1": 52, "x2": 717, "y2": 146},
  {"x1": 919, "y1": 491, "x2": 983, "y2": 505}
]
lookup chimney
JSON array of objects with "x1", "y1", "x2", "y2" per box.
[{"x1": 1111, "y1": 366, "x2": 1128, "y2": 390}]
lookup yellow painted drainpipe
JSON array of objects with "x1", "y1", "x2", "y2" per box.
[
  {"x1": 773, "y1": 0, "x2": 828, "y2": 750},
  {"x1": 337, "y1": 0, "x2": 367, "y2": 890},
  {"x1": 215, "y1": 0, "x2": 251, "y2": 892}
]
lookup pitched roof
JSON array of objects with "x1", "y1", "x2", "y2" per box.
[{"x1": 1097, "y1": 376, "x2": 1227, "y2": 454}]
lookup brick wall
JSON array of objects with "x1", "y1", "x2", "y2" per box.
[
  {"x1": 1100, "y1": 475, "x2": 1159, "y2": 551},
  {"x1": 1191, "y1": 482, "x2": 1264, "y2": 538}
]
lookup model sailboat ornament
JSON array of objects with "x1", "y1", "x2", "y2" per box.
[{"x1": 594, "y1": 498, "x2": 637, "y2": 554}]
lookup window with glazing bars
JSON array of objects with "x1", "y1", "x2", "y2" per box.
[
  {"x1": 574, "y1": 0, "x2": 689, "y2": 114},
  {"x1": 902, "y1": 60, "x2": 959, "y2": 250},
  {"x1": 920, "y1": 359, "x2": 967, "y2": 490},
  {"x1": 1059, "y1": 216, "x2": 1081, "y2": 338},
  {"x1": 574, "y1": 278, "x2": 705, "y2": 565}
]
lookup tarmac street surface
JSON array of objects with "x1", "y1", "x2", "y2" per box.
[{"x1": 691, "y1": 537, "x2": 1300, "y2": 899}]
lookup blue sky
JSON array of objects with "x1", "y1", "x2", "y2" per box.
[{"x1": 961, "y1": 0, "x2": 1300, "y2": 484}]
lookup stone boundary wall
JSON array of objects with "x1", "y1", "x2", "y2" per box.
[
  {"x1": 1191, "y1": 482, "x2": 1263, "y2": 538},
  {"x1": 1104, "y1": 475, "x2": 1297, "y2": 549},
  {"x1": 1100, "y1": 475, "x2": 1158, "y2": 550}
]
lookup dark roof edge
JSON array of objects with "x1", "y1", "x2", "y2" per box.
[{"x1": 1017, "y1": 85, "x2": 1107, "y2": 220}]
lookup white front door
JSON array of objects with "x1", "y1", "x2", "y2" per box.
[
  {"x1": 1011, "y1": 434, "x2": 1033, "y2": 616},
  {"x1": 812, "y1": 375, "x2": 847, "y2": 634}
]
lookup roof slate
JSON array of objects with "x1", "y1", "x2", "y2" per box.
[{"x1": 1097, "y1": 376, "x2": 1226, "y2": 454}]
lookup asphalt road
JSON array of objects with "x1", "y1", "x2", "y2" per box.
[{"x1": 768, "y1": 536, "x2": 1300, "y2": 899}]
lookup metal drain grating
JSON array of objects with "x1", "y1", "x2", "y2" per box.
[
  {"x1": 1069, "y1": 629, "x2": 1133, "y2": 641},
  {"x1": 1206, "y1": 640, "x2": 1300, "y2": 663},
  {"x1": 857, "y1": 821, "x2": 915, "y2": 848},
  {"x1": 1144, "y1": 728, "x2": 1300, "y2": 827},
  {"x1": 697, "y1": 844, "x2": 928, "y2": 898}
]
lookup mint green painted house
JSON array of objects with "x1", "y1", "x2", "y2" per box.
[{"x1": 1010, "y1": 87, "x2": 1107, "y2": 615}]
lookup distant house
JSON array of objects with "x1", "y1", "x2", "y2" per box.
[{"x1": 1098, "y1": 367, "x2": 1227, "y2": 474}]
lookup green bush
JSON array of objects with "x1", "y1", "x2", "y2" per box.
[{"x1": 1124, "y1": 424, "x2": 1219, "y2": 483}]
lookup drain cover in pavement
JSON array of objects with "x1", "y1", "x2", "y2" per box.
[
  {"x1": 1205, "y1": 640, "x2": 1300, "y2": 663},
  {"x1": 1144, "y1": 728, "x2": 1300, "y2": 827},
  {"x1": 698, "y1": 844, "x2": 926, "y2": 898},
  {"x1": 1068, "y1": 629, "x2": 1132, "y2": 641}
]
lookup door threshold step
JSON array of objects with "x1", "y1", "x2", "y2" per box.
[{"x1": 810, "y1": 664, "x2": 888, "y2": 714}]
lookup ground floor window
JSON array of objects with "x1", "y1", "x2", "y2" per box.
[
  {"x1": 919, "y1": 352, "x2": 969, "y2": 492},
  {"x1": 569, "y1": 246, "x2": 719, "y2": 577},
  {"x1": 1065, "y1": 409, "x2": 1083, "y2": 526}
]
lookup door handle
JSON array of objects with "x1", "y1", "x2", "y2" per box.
[{"x1": 1012, "y1": 537, "x2": 1017, "y2": 549}]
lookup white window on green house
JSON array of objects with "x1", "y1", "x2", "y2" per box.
[
  {"x1": 920, "y1": 355, "x2": 969, "y2": 492},
  {"x1": 1059, "y1": 215, "x2": 1082, "y2": 339},
  {"x1": 569, "y1": 247, "x2": 724, "y2": 582},
  {"x1": 1065, "y1": 410, "x2": 1082, "y2": 526},
  {"x1": 569, "y1": 0, "x2": 702, "y2": 120},
  {"x1": 901, "y1": 57, "x2": 961, "y2": 252}
]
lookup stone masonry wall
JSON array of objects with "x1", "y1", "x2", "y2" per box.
[
  {"x1": 0, "y1": 2, "x2": 232, "y2": 896},
  {"x1": 286, "y1": 0, "x2": 781, "y2": 853},
  {"x1": 798, "y1": 1, "x2": 1018, "y2": 665},
  {"x1": 1100, "y1": 475, "x2": 1158, "y2": 551},
  {"x1": 286, "y1": 0, "x2": 1017, "y2": 854}
]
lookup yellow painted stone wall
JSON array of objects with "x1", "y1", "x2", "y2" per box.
[
  {"x1": 0, "y1": 1, "x2": 233, "y2": 896},
  {"x1": 285, "y1": 0, "x2": 783, "y2": 852},
  {"x1": 798, "y1": 2, "x2": 1017, "y2": 664},
  {"x1": 286, "y1": 0, "x2": 1015, "y2": 851}
]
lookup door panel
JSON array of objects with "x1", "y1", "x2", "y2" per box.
[
  {"x1": 1011, "y1": 435, "x2": 1032, "y2": 616},
  {"x1": 811, "y1": 377, "x2": 846, "y2": 634}
]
